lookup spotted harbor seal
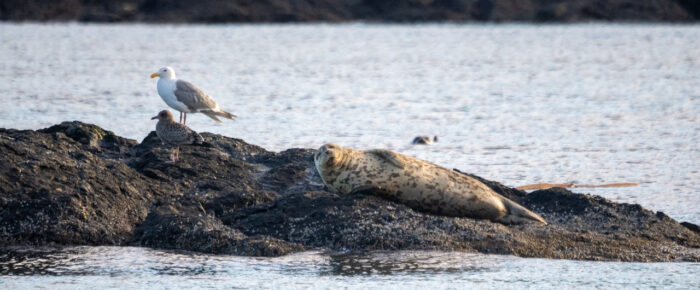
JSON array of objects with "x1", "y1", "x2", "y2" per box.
[
  {"x1": 412, "y1": 136, "x2": 438, "y2": 145},
  {"x1": 314, "y1": 143, "x2": 547, "y2": 225}
]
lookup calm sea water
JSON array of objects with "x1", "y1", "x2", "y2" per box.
[
  {"x1": 0, "y1": 23, "x2": 698, "y2": 288},
  {"x1": 0, "y1": 247, "x2": 698, "y2": 289}
]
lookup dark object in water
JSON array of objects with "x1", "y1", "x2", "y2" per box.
[{"x1": 412, "y1": 136, "x2": 438, "y2": 145}]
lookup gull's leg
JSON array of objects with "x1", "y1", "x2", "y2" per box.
[
  {"x1": 166, "y1": 149, "x2": 176, "y2": 163},
  {"x1": 184, "y1": 113, "x2": 187, "y2": 125},
  {"x1": 179, "y1": 112, "x2": 183, "y2": 124}
]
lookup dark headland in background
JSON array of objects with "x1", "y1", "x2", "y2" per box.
[{"x1": 1, "y1": 0, "x2": 699, "y2": 23}]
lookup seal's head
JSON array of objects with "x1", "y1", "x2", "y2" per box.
[{"x1": 314, "y1": 143, "x2": 346, "y2": 170}]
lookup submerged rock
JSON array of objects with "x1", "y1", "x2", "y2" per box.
[{"x1": 0, "y1": 121, "x2": 698, "y2": 261}]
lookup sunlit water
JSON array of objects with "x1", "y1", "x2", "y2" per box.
[
  {"x1": 0, "y1": 23, "x2": 699, "y2": 288},
  {"x1": 0, "y1": 247, "x2": 697, "y2": 289}
]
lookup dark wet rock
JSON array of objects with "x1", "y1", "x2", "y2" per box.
[
  {"x1": 1, "y1": 0, "x2": 698, "y2": 23},
  {"x1": 229, "y1": 188, "x2": 700, "y2": 262},
  {"x1": 130, "y1": 203, "x2": 302, "y2": 256},
  {"x1": 1, "y1": 121, "x2": 698, "y2": 261},
  {"x1": 0, "y1": 123, "x2": 164, "y2": 246},
  {"x1": 681, "y1": 222, "x2": 700, "y2": 234},
  {"x1": 39, "y1": 121, "x2": 137, "y2": 159}
]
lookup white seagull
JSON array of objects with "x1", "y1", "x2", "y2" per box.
[{"x1": 150, "y1": 67, "x2": 236, "y2": 124}]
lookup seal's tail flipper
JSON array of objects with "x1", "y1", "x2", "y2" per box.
[{"x1": 497, "y1": 197, "x2": 547, "y2": 225}]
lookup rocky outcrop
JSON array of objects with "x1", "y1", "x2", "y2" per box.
[
  {"x1": 0, "y1": 123, "x2": 156, "y2": 246},
  {"x1": 0, "y1": 121, "x2": 698, "y2": 261},
  {"x1": 1, "y1": 0, "x2": 698, "y2": 23}
]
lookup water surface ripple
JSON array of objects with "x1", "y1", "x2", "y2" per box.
[{"x1": 0, "y1": 247, "x2": 698, "y2": 289}]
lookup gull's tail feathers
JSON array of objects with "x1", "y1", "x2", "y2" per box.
[{"x1": 201, "y1": 109, "x2": 236, "y2": 123}]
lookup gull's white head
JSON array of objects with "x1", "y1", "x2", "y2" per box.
[{"x1": 150, "y1": 67, "x2": 176, "y2": 79}]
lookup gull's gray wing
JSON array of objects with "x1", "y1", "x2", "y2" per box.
[{"x1": 174, "y1": 80, "x2": 219, "y2": 111}]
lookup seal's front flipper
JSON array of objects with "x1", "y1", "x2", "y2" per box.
[
  {"x1": 368, "y1": 149, "x2": 404, "y2": 169},
  {"x1": 349, "y1": 185, "x2": 382, "y2": 195}
]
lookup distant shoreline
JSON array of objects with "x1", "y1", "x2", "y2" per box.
[
  {"x1": 2, "y1": 0, "x2": 698, "y2": 23},
  {"x1": 2, "y1": 21, "x2": 699, "y2": 26}
]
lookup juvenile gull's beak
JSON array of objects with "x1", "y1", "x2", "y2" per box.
[
  {"x1": 151, "y1": 116, "x2": 159, "y2": 120},
  {"x1": 150, "y1": 73, "x2": 160, "y2": 78}
]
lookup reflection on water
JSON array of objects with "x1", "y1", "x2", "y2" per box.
[
  {"x1": 0, "y1": 247, "x2": 698, "y2": 288},
  {"x1": 325, "y1": 251, "x2": 489, "y2": 276}
]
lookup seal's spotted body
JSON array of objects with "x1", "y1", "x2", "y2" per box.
[{"x1": 314, "y1": 143, "x2": 546, "y2": 225}]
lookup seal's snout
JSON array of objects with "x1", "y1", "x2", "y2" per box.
[
  {"x1": 316, "y1": 143, "x2": 343, "y2": 169},
  {"x1": 313, "y1": 150, "x2": 322, "y2": 164}
]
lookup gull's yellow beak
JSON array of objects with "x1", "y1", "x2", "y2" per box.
[{"x1": 150, "y1": 73, "x2": 160, "y2": 79}]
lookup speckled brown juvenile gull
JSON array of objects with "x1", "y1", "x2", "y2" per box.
[
  {"x1": 151, "y1": 110, "x2": 204, "y2": 162},
  {"x1": 314, "y1": 143, "x2": 547, "y2": 225}
]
